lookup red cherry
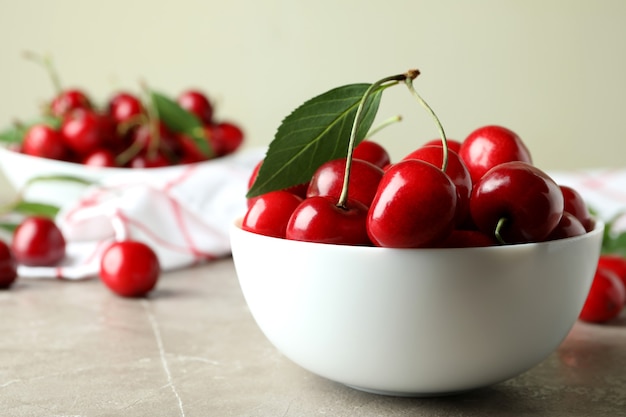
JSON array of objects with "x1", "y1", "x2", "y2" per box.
[
  {"x1": 50, "y1": 88, "x2": 91, "y2": 117},
  {"x1": 177, "y1": 89, "x2": 214, "y2": 124},
  {"x1": 459, "y1": 125, "x2": 532, "y2": 184},
  {"x1": 546, "y1": 211, "x2": 587, "y2": 241},
  {"x1": 206, "y1": 122, "x2": 244, "y2": 157},
  {"x1": 22, "y1": 124, "x2": 68, "y2": 160},
  {"x1": 367, "y1": 159, "x2": 457, "y2": 248},
  {"x1": 108, "y1": 92, "x2": 144, "y2": 125},
  {"x1": 99, "y1": 240, "x2": 160, "y2": 297},
  {"x1": 11, "y1": 216, "x2": 66, "y2": 266},
  {"x1": 353, "y1": 140, "x2": 391, "y2": 169},
  {"x1": 286, "y1": 196, "x2": 371, "y2": 245},
  {"x1": 560, "y1": 185, "x2": 594, "y2": 232},
  {"x1": 82, "y1": 149, "x2": 117, "y2": 167},
  {"x1": 578, "y1": 267, "x2": 625, "y2": 323},
  {"x1": 439, "y1": 229, "x2": 498, "y2": 248},
  {"x1": 423, "y1": 138, "x2": 462, "y2": 154},
  {"x1": 242, "y1": 190, "x2": 303, "y2": 238},
  {"x1": 0, "y1": 240, "x2": 18, "y2": 289},
  {"x1": 403, "y1": 145, "x2": 472, "y2": 226},
  {"x1": 60, "y1": 109, "x2": 108, "y2": 156},
  {"x1": 598, "y1": 254, "x2": 626, "y2": 291},
  {"x1": 470, "y1": 161, "x2": 564, "y2": 244},
  {"x1": 129, "y1": 152, "x2": 171, "y2": 168},
  {"x1": 306, "y1": 158, "x2": 384, "y2": 208}
]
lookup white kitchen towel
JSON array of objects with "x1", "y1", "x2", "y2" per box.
[{"x1": 17, "y1": 148, "x2": 264, "y2": 280}]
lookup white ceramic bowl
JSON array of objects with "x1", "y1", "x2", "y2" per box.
[
  {"x1": 0, "y1": 145, "x2": 215, "y2": 208},
  {"x1": 231, "y1": 220, "x2": 604, "y2": 396}
]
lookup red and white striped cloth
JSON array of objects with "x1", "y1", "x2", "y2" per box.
[{"x1": 17, "y1": 148, "x2": 264, "y2": 280}]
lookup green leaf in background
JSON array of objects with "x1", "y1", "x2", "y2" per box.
[
  {"x1": 149, "y1": 91, "x2": 213, "y2": 157},
  {"x1": 247, "y1": 83, "x2": 385, "y2": 198},
  {"x1": 0, "y1": 116, "x2": 62, "y2": 144},
  {"x1": 10, "y1": 200, "x2": 60, "y2": 218}
]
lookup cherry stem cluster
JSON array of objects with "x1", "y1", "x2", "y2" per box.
[
  {"x1": 337, "y1": 71, "x2": 417, "y2": 208},
  {"x1": 22, "y1": 51, "x2": 63, "y2": 94}
]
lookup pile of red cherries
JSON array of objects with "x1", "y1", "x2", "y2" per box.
[
  {"x1": 243, "y1": 125, "x2": 626, "y2": 323},
  {"x1": 15, "y1": 87, "x2": 244, "y2": 167}
]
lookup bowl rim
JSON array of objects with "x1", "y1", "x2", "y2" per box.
[{"x1": 231, "y1": 217, "x2": 605, "y2": 253}]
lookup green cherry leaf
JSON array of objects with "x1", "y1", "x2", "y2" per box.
[
  {"x1": 247, "y1": 83, "x2": 385, "y2": 198},
  {"x1": 149, "y1": 90, "x2": 213, "y2": 158},
  {"x1": 0, "y1": 116, "x2": 62, "y2": 144}
]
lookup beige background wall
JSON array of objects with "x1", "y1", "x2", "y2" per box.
[{"x1": 0, "y1": 0, "x2": 625, "y2": 173}]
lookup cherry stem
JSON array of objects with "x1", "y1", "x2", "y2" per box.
[
  {"x1": 140, "y1": 80, "x2": 162, "y2": 158},
  {"x1": 404, "y1": 77, "x2": 448, "y2": 172},
  {"x1": 494, "y1": 217, "x2": 507, "y2": 244},
  {"x1": 23, "y1": 51, "x2": 63, "y2": 94},
  {"x1": 337, "y1": 70, "x2": 419, "y2": 208}
]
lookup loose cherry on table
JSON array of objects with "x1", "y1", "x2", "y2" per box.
[
  {"x1": 0, "y1": 240, "x2": 18, "y2": 289},
  {"x1": 469, "y1": 161, "x2": 564, "y2": 244},
  {"x1": 99, "y1": 240, "x2": 160, "y2": 297},
  {"x1": 578, "y1": 266, "x2": 625, "y2": 323},
  {"x1": 458, "y1": 125, "x2": 532, "y2": 184},
  {"x1": 598, "y1": 254, "x2": 626, "y2": 290},
  {"x1": 306, "y1": 157, "x2": 384, "y2": 208},
  {"x1": 11, "y1": 216, "x2": 66, "y2": 266},
  {"x1": 367, "y1": 159, "x2": 458, "y2": 248}
]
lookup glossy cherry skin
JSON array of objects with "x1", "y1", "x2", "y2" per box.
[
  {"x1": 108, "y1": 92, "x2": 144, "y2": 125},
  {"x1": 459, "y1": 125, "x2": 532, "y2": 184},
  {"x1": 0, "y1": 240, "x2": 18, "y2": 289},
  {"x1": 546, "y1": 212, "x2": 587, "y2": 241},
  {"x1": 578, "y1": 267, "x2": 625, "y2": 323},
  {"x1": 403, "y1": 145, "x2": 472, "y2": 226},
  {"x1": 353, "y1": 140, "x2": 391, "y2": 169},
  {"x1": 470, "y1": 161, "x2": 564, "y2": 244},
  {"x1": 22, "y1": 124, "x2": 68, "y2": 160},
  {"x1": 177, "y1": 90, "x2": 214, "y2": 124},
  {"x1": 60, "y1": 109, "x2": 108, "y2": 156},
  {"x1": 367, "y1": 159, "x2": 457, "y2": 248},
  {"x1": 598, "y1": 254, "x2": 626, "y2": 291},
  {"x1": 82, "y1": 149, "x2": 117, "y2": 167},
  {"x1": 560, "y1": 185, "x2": 594, "y2": 232},
  {"x1": 99, "y1": 240, "x2": 160, "y2": 297},
  {"x1": 286, "y1": 196, "x2": 371, "y2": 246},
  {"x1": 306, "y1": 158, "x2": 384, "y2": 208},
  {"x1": 242, "y1": 190, "x2": 303, "y2": 238},
  {"x1": 11, "y1": 216, "x2": 66, "y2": 266},
  {"x1": 423, "y1": 138, "x2": 462, "y2": 154},
  {"x1": 206, "y1": 122, "x2": 244, "y2": 157},
  {"x1": 50, "y1": 88, "x2": 92, "y2": 117}
]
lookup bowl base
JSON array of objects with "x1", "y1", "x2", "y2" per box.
[{"x1": 344, "y1": 384, "x2": 478, "y2": 398}]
